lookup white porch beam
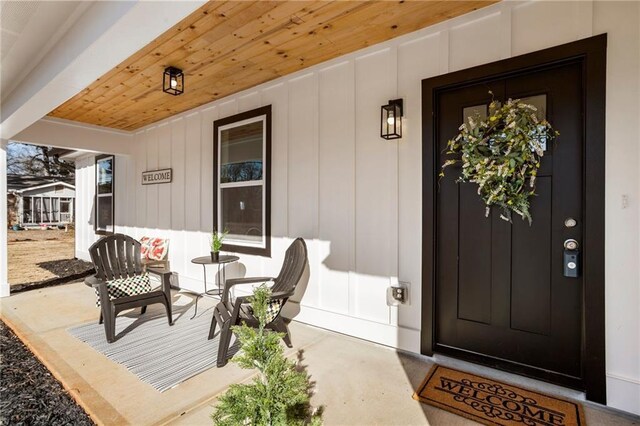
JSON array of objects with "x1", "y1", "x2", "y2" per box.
[
  {"x1": 0, "y1": 1, "x2": 206, "y2": 140},
  {"x1": 1, "y1": 139, "x2": 9, "y2": 297},
  {"x1": 12, "y1": 117, "x2": 132, "y2": 156}
]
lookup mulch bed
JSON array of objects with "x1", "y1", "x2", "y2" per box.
[
  {"x1": 11, "y1": 259, "x2": 94, "y2": 294},
  {"x1": 0, "y1": 320, "x2": 95, "y2": 425}
]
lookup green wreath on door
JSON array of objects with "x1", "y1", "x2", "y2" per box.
[{"x1": 441, "y1": 92, "x2": 559, "y2": 224}]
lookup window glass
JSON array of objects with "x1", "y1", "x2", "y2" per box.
[
  {"x1": 221, "y1": 186, "x2": 263, "y2": 243},
  {"x1": 521, "y1": 94, "x2": 547, "y2": 120},
  {"x1": 52, "y1": 198, "x2": 60, "y2": 222},
  {"x1": 97, "y1": 158, "x2": 113, "y2": 194},
  {"x1": 97, "y1": 196, "x2": 113, "y2": 231},
  {"x1": 42, "y1": 197, "x2": 51, "y2": 222},
  {"x1": 96, "y1": 155, "x2": 114, "y2": 233},
  {"x1": 34, "y1": 198, "x2": 41, "y2": 223},
  {"x1": 463, "y1": 104, "x2": 488, "y2": 123},
  {"x1": 220, "y1": 120, "x2": 263, "y2": 183},
  {"x1": 23, "y1": 197, "x2": 32, "y2": 223},
  {"x1": 521, "y1": 94, "x2": 548, "y2": 151}
]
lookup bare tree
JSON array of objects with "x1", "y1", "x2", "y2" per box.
[{"x1": 7, "y1": 143, "x2": 74, "y2": 177}]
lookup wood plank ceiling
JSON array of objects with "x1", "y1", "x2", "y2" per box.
[{"x1": 48, "y1": 0, "x2": 497, "y2": 131}]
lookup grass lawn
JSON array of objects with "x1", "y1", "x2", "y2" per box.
[{"x1": 7, "y1": 229, "x2": 77, "y2": 287}]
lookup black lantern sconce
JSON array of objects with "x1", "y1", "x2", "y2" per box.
[
  {"x1": 381, "y1": 99, "x2": 403, "y2": 140},
  {"x1": 163, "y1": 66, "x2": 184, "y2": 96}
]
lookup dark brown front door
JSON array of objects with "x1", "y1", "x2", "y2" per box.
[
  {"x1": 436, "y1": 62, "x2": 583, "y2": 387},
  {"x1": 421, "y1": 36, "x2": 607, "y2": 402}
]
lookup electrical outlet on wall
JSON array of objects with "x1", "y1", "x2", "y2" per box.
[{"x1": 387, "y1": 281, "x2": 411, "y2": 306}]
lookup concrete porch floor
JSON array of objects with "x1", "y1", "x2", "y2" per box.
[{"x1": 1, "y1": 281, "x2": 637, "y2": 426}]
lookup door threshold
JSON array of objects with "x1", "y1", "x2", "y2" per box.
[{"x1": 407, "y1": 350, "x2": 586, "y2": 402}]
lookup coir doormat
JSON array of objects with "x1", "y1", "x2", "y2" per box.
[{"x1": 413, "y1": 365, "x2": 585, "y2": 426}]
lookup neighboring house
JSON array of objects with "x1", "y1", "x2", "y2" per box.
[{"x1": 7, "y1": 175, "x2": 75, "y2": 227}]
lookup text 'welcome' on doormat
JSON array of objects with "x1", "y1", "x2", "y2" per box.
[{"x1": 413, "y1": 365, "x2": 585, "y2": 426}]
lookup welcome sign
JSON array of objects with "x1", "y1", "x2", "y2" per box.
[{"x1": 142, "y1": 168, "x2": 172, "y2": 185}]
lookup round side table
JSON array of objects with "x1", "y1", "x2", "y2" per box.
[{"x1": 189, "y1": 255, "x2": 239, "y2": 319}]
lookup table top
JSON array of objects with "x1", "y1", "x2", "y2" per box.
[{"x1": 191, "y1": 255, "x2": 239, "y2": 265}]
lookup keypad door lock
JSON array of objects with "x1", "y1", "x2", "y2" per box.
[{"x1": 563, "y1": 239, "x2": 580, "y2": 278}]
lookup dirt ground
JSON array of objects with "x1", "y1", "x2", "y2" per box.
[{"x1": 7, "y1": 229, "x2": 78, "y2": 286}]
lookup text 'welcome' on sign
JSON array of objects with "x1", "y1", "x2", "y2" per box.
[{"x1": 142, "y1": 169, "x2": 172, "y2": 185}]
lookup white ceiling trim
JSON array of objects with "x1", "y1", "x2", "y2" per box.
[
  {"x1": 11, "y1": 117, "x2": 133, "y2": 156},
  {"x1": 38, "y1": 116, "x2": 131, "y2": 137}
]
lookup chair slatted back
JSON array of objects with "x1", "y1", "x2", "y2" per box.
[
  {"x1": 272, "y1": 238, "x2": 308, "y2": 295},
  {"x1": 89, "y1": 234, "x2": 143, "y2": 281}
]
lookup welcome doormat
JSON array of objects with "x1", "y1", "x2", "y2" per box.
[{"x1": 413, "y1": 365, "x2": 585, "y2": 426}]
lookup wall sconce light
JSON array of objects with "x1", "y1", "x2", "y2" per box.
[
  {"x1": 381, "y1": 99, "x2": 403, "y2": 140},
  {"x1": 163, "y1": 66, "x2": 184, "y2": 95}
]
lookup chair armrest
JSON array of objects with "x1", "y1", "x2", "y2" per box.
[
  {"x1": 146, "y1": 265, "x2": 171, "y2": 275},
  {"x1": 225, "y1": 277, "x2": 275, "y2": 286},
  {"x1": 85, "y1": 275, "x2": 110, "y2": 309},
  {"x1": 143, "y1": 259, "x2": 170, "y2": 272},
  {"x1": 270, "y1": 291, "x2": 293, "y2": 300},
  {"x1": 84, "y1": 275, "x2": 106, "y2": 288},
  {"x1": 232, "y1": 294, "x2": 253, "y2": 305},
  {"x1": 221, "y1": 277, "x2": 275, "y2": 304},
  {"x1": 232, "y1": 291, "x2": 291, "y2": 306},
  {"x1": 147, "y1": 267, "x2": 173, "y2": 296}
]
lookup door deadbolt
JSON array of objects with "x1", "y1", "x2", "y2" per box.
[{"x1": 564, "y1": 239, "x2": 579, "y2": 250}]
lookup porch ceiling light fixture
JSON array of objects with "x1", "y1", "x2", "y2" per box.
[
  {"x1": 163, "y1": 66, "x2": 184, "y2": 96},
  {"x1": 381, "y1": 99, "x2": 403, "y2": 140}
]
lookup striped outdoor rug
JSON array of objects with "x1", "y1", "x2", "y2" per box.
[{"x1": 68, "y1": 304, "x2": 238, "y2": 392}]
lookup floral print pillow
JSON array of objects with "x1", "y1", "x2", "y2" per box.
[{"x1": 140, "y1": 237, "x2": 169, "y2": 261}]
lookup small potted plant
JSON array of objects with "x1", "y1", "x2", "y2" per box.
[{"x1": 210, "y1": 229, "x2": 228, "y2": 262}]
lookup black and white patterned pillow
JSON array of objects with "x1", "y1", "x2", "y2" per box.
[
  {"x1": 264, "y1": 299, "x2": 283, "y2": 323},
  {"x1": 95, "y1": 273, "x2": 152, "y2": 307},
  {"x1": 241, "y1": 298, "x2": 283, "y2": 323}
]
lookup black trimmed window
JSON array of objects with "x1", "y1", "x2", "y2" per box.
[
  {"x1": 214, "y1": 105, "x2": 271, "y2": 257},
  {"x1": 95, "y1": 155, "x2": 114, "y2": 234}
]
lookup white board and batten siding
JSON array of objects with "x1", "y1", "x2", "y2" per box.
[{"x1": 72, "y1": 1, "x2": 639, "y2": 414}]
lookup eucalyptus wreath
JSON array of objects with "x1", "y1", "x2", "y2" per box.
[{"x1": 441, "y1": 93, "x2": 559, "y2": 224}]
